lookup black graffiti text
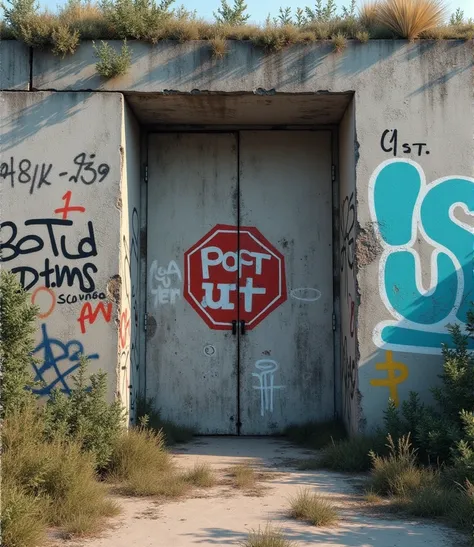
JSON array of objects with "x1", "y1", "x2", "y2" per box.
[
  {"x1": 0, "y1": 217, "x2": 99, "y2": 293},
  {"x1": 380, "y1": 129, "x2": 430, "y2": 157},
  {"x1": 58, "y1": 291, "x2": 106, "y2": 304},
  {"x1": 68, "y1": 153, "x2": 110, "y2": 185},
  {"x1": 0, "y1": 157, "x2": 53, "y2": 194}
]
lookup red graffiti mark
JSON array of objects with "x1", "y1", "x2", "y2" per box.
[
  {"x1": 349, "y1": 293, "x2": 355, "y2": 338},
  {"x1": 77, "y1": 302, "x2": 112, "y2": 334},
  {"x1": 31, "y1": 286, "x2": 56, "y2": 318},
  {"x1": 119, "y1": 309, "x2": 131, "y2": 349},
  {"x1": 54, "y1": 190, "x2": 86, "y2": 219},
  {"x1": 184, "y1": 224, "x2": 287, "y2": 330}
]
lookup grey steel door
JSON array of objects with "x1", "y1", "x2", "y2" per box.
[
  {"x1": 146, "y1": 133, "x2": 238, "y2": 434},
  {"x1": 146, "y1": 131, "x2": 334, "y2": 435},
  {"x1": 238, "y1": 131, "x2": 334, "y2": 434}
]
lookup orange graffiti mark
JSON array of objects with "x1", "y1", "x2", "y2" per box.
[
  {"x1": 31, "y1": 286, "x2": 56, "y2": 318},
  {"x1": 54, "y1": 190, "x2": 86, "y2": 219},
  {"x1": 78, "y1": 301, "x2": 112, "y2": 334},
  {"x1": 119, "y1": 309, "x2": 131, "y2": 349}
]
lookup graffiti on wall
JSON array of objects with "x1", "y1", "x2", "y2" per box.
[
  {"x1": 369, "y1": 159, "x2": 474, "y2": 354},
  {"x1": 119, "y1": 207, "x2": 140, "y2": 415},
  {"x1": 184, "y1": 224, "x2": 287, "y2": 330},
  {"x1": 340, "y1": 188, "x2": 357, "y2": 425},
  {"x1": 149, "y1": 259, "x2": 182, "y2": 306},
  {"x1": 0, "y1": 185, "x2": 112, "y2": 395},
  {"x1": 252, "y1": 359, "x2": 285, "y2": 417},
  {"x1": 0, "y1": 153, "x2": 110, "y2": 194}
]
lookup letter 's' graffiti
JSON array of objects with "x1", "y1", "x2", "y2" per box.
[
  {"x1": 369, "y1": 159, "x2": 474, "y2": 354},
  {"x1": 31, "y1": 323, "x2": 99, "y2": 395}
]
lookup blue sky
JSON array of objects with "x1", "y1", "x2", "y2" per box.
[{"x1": 24, "y1": 0, "x2": 474, "y2": 20}]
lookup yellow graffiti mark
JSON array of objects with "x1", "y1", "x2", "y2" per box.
[{"x1": 370, "y1": 350, "x2": 408, "y2": 407}]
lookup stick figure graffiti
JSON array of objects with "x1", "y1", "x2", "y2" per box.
[{"x1": 252, "y1": 359, "x2": 285, "y2": 417}]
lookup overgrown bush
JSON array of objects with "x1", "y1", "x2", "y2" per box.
[
  {"x1": 0, "y1": 271, "x2": 39, "y2": 418},
  {"x1": 1, "y1": 405, "x2": 119, "y2": 542},
  {"x1": 44, "y1": 356, "x2": 124, "y2": 470}
]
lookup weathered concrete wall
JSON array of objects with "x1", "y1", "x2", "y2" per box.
[
  {"x1": 1, "y1": 39, "x2": 473, "y2": 431},
  {"x1": 0, "y1": 91, "x2": 140, "y2": 411},
  {"x1": 0, "y1": 41, "x2": 30, "y2": 90},
  {"x1": 338, "y1": 100, "x2": 359, "y2": 434},
  {"x1": 118, "y1": 103, "x2": 141, "y2": 421}
]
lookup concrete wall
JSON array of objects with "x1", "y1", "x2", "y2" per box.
[
  {"x1": 118, "y1": 104, "x2": 141, "y2": 421},
  {"x1": 0, "y1": 91, "x2": 140, "y2": 415},
  {"x1": 1, "y1": 39, "x2": 473, "y2": 431},
  {"x1": 338, "y1": 100, "x2": 359, "y2": 434}
]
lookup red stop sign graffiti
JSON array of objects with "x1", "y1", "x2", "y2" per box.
[{"x1": 184, "y1": 224, "x2": 287, "y2": 330}]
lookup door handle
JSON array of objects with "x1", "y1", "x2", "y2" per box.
[
  {"x1": 232, "y1": 320, "x2": 237, "y2": 335},
  {"x1": 240, "y1": 320, "x2": 246, "y2": 336}
]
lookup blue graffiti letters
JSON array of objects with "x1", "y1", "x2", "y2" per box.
[
  {"x1": 31, "y1": 323, "x2": 99, "y2": 395},
  {"x1": 369, "y1": 159, "x2": 474, "y2": 354}
]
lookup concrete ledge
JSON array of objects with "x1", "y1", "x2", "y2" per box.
[
  {"x1": 31, "y1": 39, "x2": 474, "y2": 94},
  {"x1": 0, "y1": 41, "x2": 30, "y2": 90}
]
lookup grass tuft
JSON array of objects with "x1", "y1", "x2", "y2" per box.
[
  {"x1": 332, "y1": 32, "x2": 347, "y2": 52},
  {"x1": 369, "y1": 434, "x2": 430, "y2": 497},
  {"x1": 318, "y1": 434, "x2": 384, "y2": 472},
  {"x1": 183, "y1": 462, "x2": 216, "y2": 488},
  {"x1": 107, "y1": 426, "x2": 188, "y2": 497},
  {"x1": 288, "y1": 487, "x2": 338, "y2": 526},
  {"x1": 228, "y1": 463, "x2": 258, "y2": 490},
  {"x1": 239, "y1": 524, "x2": 297, "y2": 547},
  {"x1": 376, "y1": 0, "x2": 448, "y2": 40},
  {"x1": 356, "y1": 30, "x2": 370, "y2": 42},
  {"x1": 93, "y1": 39, "x2": 131, "y2": 78},
  {"x1": 0, "y1": 484, "x2": 47, "y2": 547},
  {"x1": 210, "y1": 36, "x2": 228, "y2": 58}
]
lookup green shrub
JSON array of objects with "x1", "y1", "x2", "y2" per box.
[
  {"x1": 214, "y1": 0, "x2": 250, "y2": 25},
  {"x1": 0, "y1": 271, "x2": 39, "y2": 418},
  {"x1": 44, "y1": 356, "x2": 124, "y2": 471},
  {"x1": 93, "y1": 39, "x2": 131, "y2": 78},
  {"x1": 136, "y1": 395, "x2": 194, "y2": 445},
  {"x1": 99, "y1": 0, "x2": 174, "y2": 40}
]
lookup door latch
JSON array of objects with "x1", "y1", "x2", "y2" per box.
[
  {"x1": 240, "y1": 320, "x2": 246, "y2": 336},
  {"x1": 232, "y1": 320, "x2": 237, "y2": 335}
]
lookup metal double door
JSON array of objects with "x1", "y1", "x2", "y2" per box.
[{"x1": 146, "y1": 131, "x2": 334, "y2": 435}]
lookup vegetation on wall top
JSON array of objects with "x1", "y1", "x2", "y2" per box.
[{"x1": 0, "y1": 0, "x2": 472, "y2": 77}]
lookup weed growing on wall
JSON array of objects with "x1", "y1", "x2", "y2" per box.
[
  {"x1": 1, "y1": 0, "x2": 473, "y2": 79},
  {"x1": 93, "y1": 39, "x2": 131, "y2": 78}
]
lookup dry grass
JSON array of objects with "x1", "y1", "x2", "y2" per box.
[
  {"x1": 183, "y1": 462, "x2": 216, "y2": 488},
  {"x1": 210, "y1": 36, "x2": 228, "y2": 58},
  {"x1": 332, "y1": 32, "x2": 347, "y2": 52},
  {"x1": 2, "y1": 0, "x2": 470, "y2": 60},
  {"x1": 376, "y1": 0, "x2": 448, "y2": 40},
  {"x1": 2, "y1": 406, "x2": 120, "y2": 542},
  {"x1": 239, "y1": 524, "x2": 297, "y2": 547},
  {"x1": 228, "y1": 463, "x2": 259, "y2": 489},
  {"x1": 288, "y1": 487, "x2": 338, "y2": 526},
  {"x1": 0, "y1": 484, "x2": 47, "y2": 547},
  {"x1": 108, "y1": 426, "x2": 189, "y2": 498}
]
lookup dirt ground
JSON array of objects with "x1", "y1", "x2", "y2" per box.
[{"x1": 58, "y1": 437, "x2": 464, "y2": 547}]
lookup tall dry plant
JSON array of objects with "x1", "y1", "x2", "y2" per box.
[
  {"x1": 359, "y1": 1, "x2": 380, "y2": 28},
  {"x1": 376, "y1": 0, "x2": 448, "y2": 40}
]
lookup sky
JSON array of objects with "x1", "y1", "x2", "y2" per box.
[{"x1": 23, "y1": 0, "x2": 474, "y2": 21}]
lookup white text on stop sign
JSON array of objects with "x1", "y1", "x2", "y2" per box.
[{"x1": 200, "y1": 247, "x2": 271, "y2": 312}]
